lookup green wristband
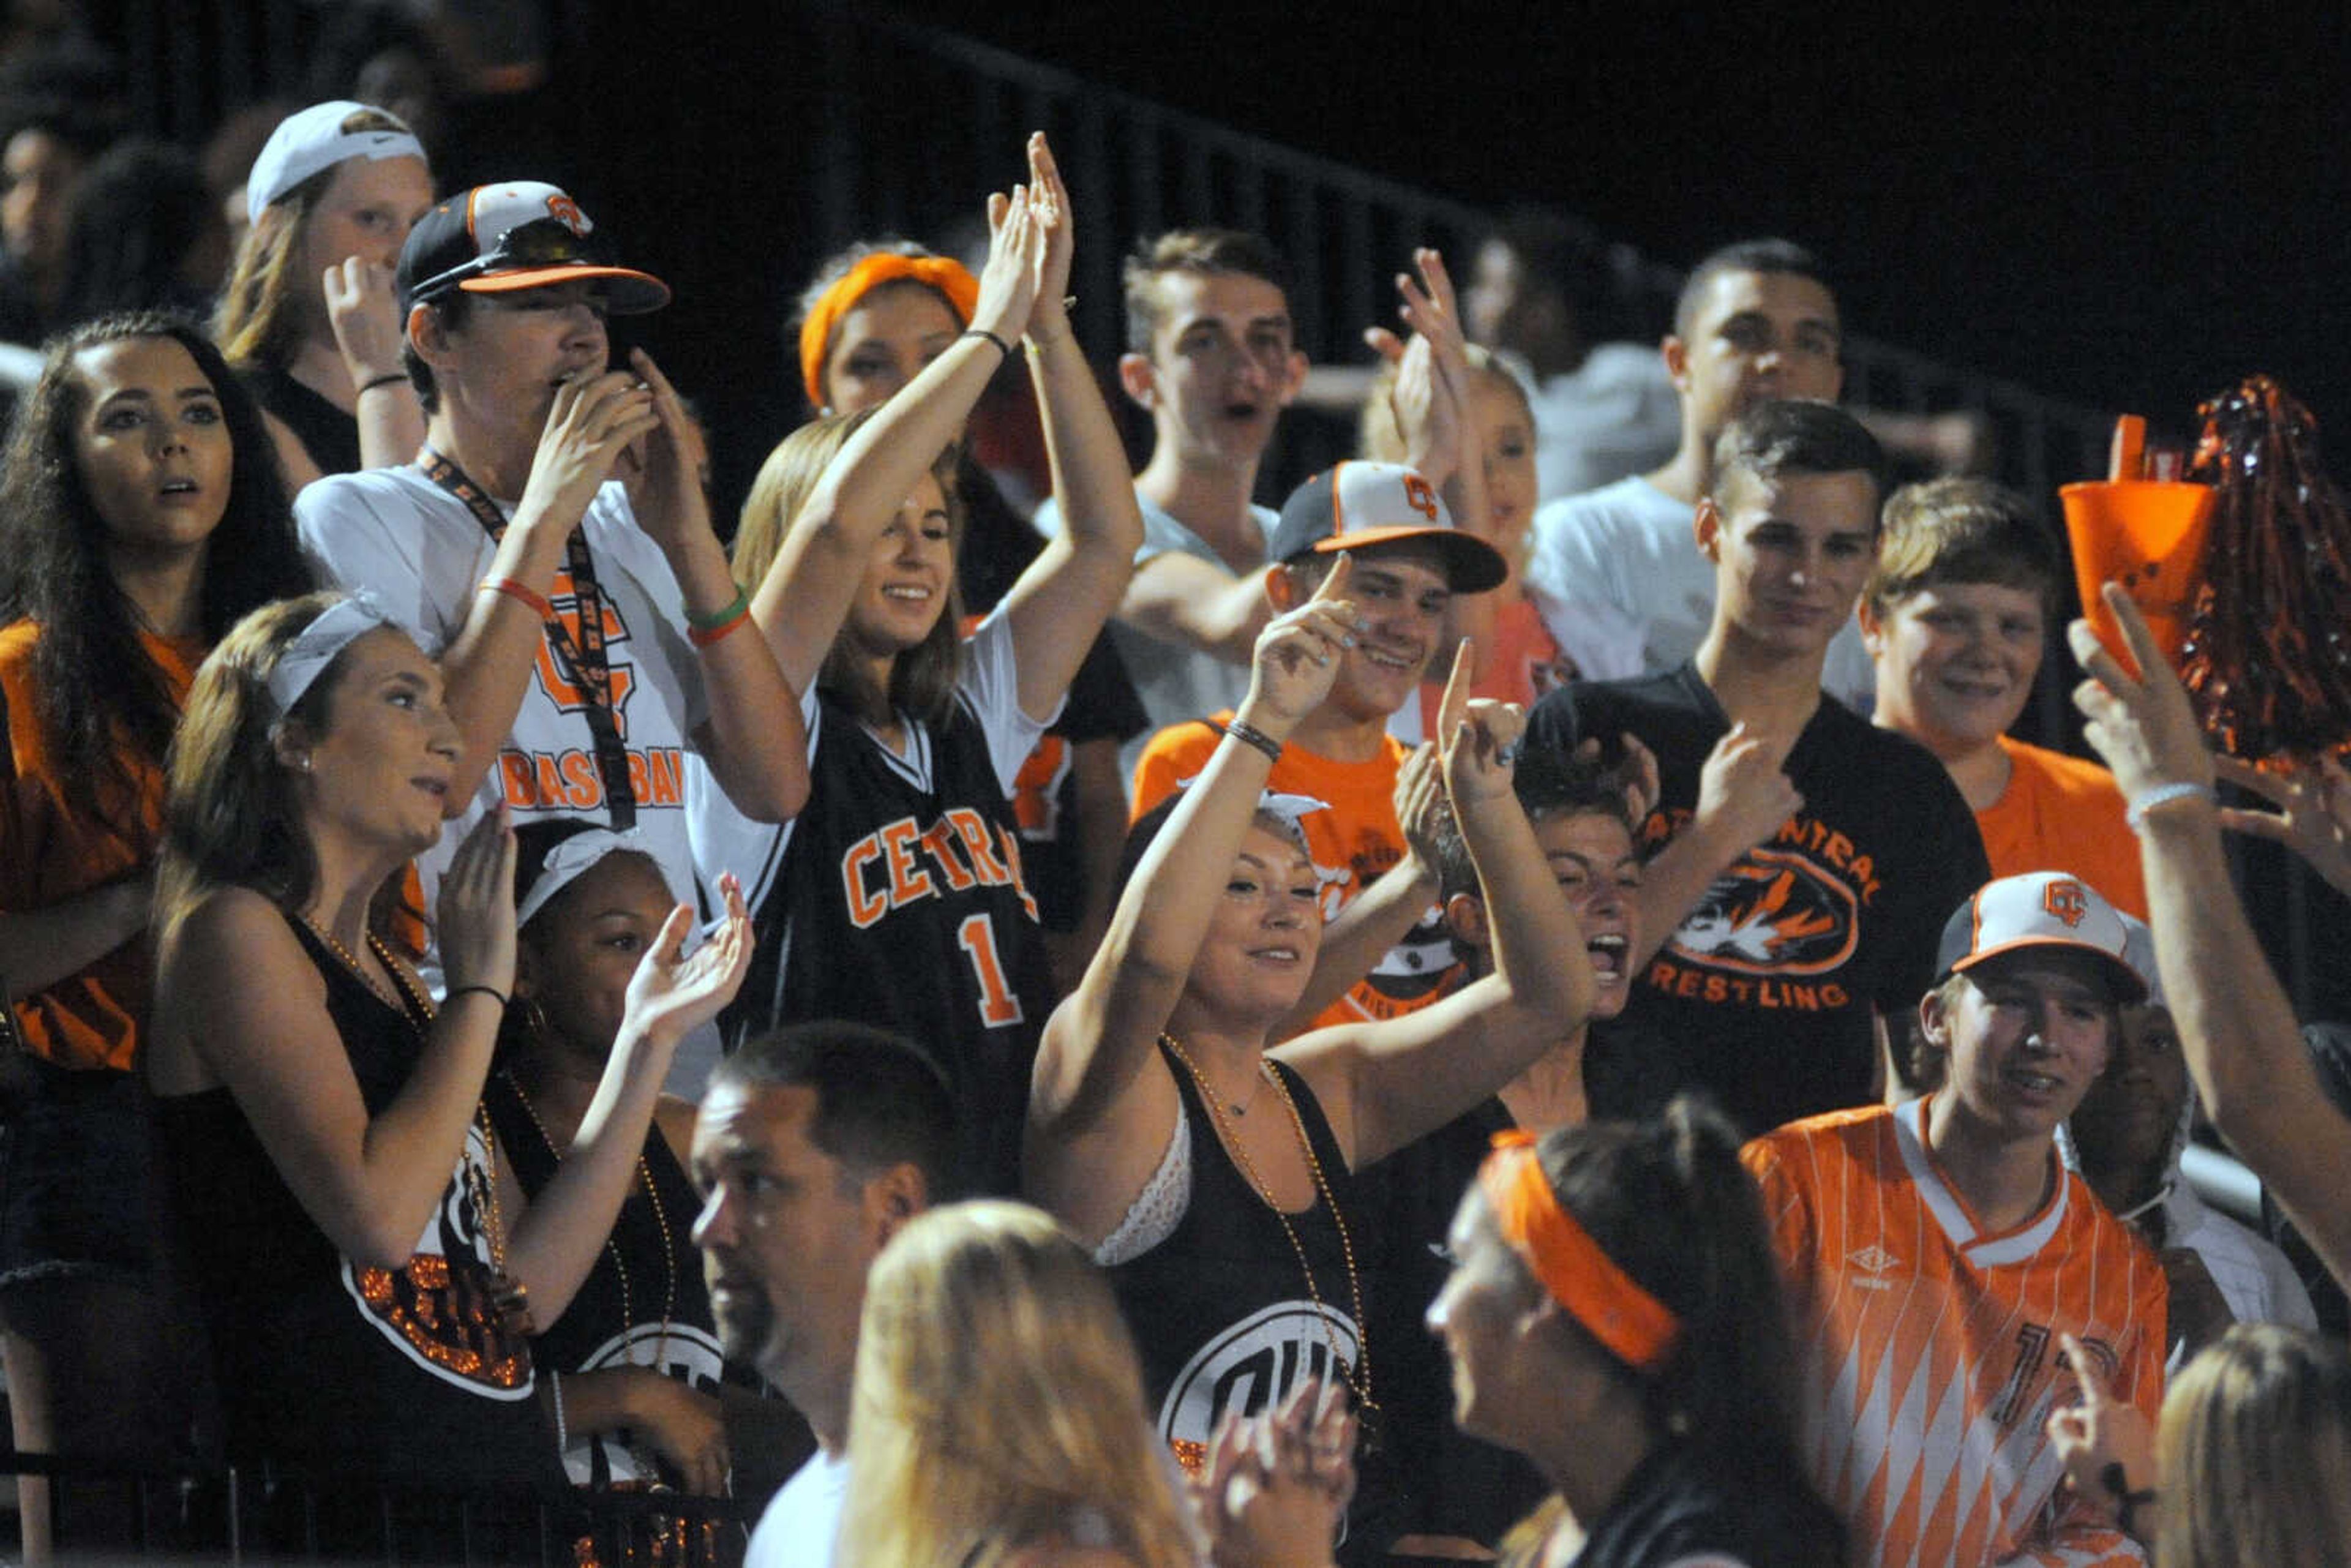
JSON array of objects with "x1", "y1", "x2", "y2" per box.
[{"x1": 685, "y1": 584, "x2": 751, "y2": 632}]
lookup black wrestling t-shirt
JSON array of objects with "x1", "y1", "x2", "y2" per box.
[{"x1": 1525, "y1": 663, "x2": 1989, "y2": 1136}]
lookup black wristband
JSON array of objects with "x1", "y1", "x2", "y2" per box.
[
  {"x1": 2100, "y1": 1461, "x2": 2158, "y2": 1537},
  {"x1": 961, "y1": 328, "x2": 1012, "y2": 361},
  {"x1": 445, "y1": 983, "x2": 509, "y2": 1010},
  {"x1": 1224, "y1": 718, "x2": 1283, "y2": 764},
  {"x1": 356, "y1": 371, "x2": 409, "y2": 395}
]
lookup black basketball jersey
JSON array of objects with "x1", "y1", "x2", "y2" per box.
[{"x1": 722, "y1": 689, "x2": 1052, "y2": 1199}]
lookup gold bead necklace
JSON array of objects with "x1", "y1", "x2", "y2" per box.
[
  {"x1": 293, "y1": 910, "x2": 534, "y2": 1337},
  {"x1": 500, "y1": 1066, "x2": 677, "y2": 1373},
  {"x1": 1158, "y1": 1032, "x2": 1379, "y2": 1439}
]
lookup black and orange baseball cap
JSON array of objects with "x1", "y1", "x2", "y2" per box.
[
  {"x1": 399, "y1": 181, "x2": 670, "y2": 315},
  {"x1": 1268, "y1": 461, "x2": 1508, "y2": 593}
]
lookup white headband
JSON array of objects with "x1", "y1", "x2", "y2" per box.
[
  {"x1": 516, "y1": 828, "x2": 667, "y2": 930},
  {"x1": 1257, "y1": 790, "x2": 1330, "y2": 835},
  {"x1": 266, "y1": 594, "x2": 396, "y2": 716}
]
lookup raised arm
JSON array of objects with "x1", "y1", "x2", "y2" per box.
[
  {"x1": 1283, "y1": 699, "x2": 1594, "y2": 1167},
  {"x1": 501, "y1": 879, "x2": 751, "y2": 1325},
  {"x1": 325, "y1": 256, "x2": 428, "y2": 471},
  {"x1": 1275, "y1": 645, "x2": 1469, "y2": 1032},
  {"x1": 748, "y1": 160, "x2": 1049, "y2": 695},
  {"x1": 994, "y1": 135, "x2": 1142, "y2": 719},
  {"x1": 1627, "y1": 721, "x2": 1803, "y2": 968},
  {"x1": 435, "y1": 371, "x2": 659, "y2": 804},
  {"x1": 2072, "y1": 582, "x2": 2351, "y2": 1294},
  {"x1": 1026, "y1": 563, "x2": 1360, "y2": 1214},
  {"x1": 159, "y1": 811, "x2": 517, "y2": 1269},
  {"x1": 1371, "y1": 249, "x2": 1498, "y2": 681},
  {"x1": 623, "y1": 348, "x2": 807, "y2": 822},
  {"x1": 1118, "y1": 554, "x2": 1275, "y2": 666}
]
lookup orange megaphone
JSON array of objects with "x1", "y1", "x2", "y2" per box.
[{"x1": 2058, "y1": 477, "x2": 2214, "y2": 677}]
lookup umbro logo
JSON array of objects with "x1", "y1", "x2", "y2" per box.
[{"x1": 1848, "y1": 1245, "x2": 1902, "y2": 1289}]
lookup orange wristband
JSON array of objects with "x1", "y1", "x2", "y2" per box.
[
  {"x1": 687, "y1": 605, "x2": 751, "y2": 648},
  {"x1": 478, "y1": 576, "x2": 554, "y2": 621}
]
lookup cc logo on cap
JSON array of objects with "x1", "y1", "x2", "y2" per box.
[
  {"x1": 1402, "y1": 473, "x2": 1439, "y2": 522},
  {"x1": 2042, "y1": 879, "x2": 2088, "y2": 928}
]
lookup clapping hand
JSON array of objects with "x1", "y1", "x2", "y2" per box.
[
  {"x1": 1190, "y1": 1379, "x2": 1355, "y2": 1568},
  {"x1": 437, "y1": 804, "x2": 517, "y2": 999},
  {"x1": 620, "y1": 873, "x2": 752, "y2": 1048}
]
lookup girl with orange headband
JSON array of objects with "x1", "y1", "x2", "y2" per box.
[
  {"x1": 793, "y1": 223, "x2": 1148, "y2": 998},
  {"x1": 693, "y1": 133, "x2": 1142, "y2": 1199},
  {"x1": 1425, "y1": 1106, "x2": 1844, "y2": 1568}
]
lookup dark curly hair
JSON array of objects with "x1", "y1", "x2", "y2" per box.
[{"x1": 0, "y1": 312, "x2": 313, "y2": 842}]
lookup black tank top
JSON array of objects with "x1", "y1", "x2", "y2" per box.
[
  {"x1": 247, "y1": 363, "x2": 362, "y2": 478},
  {"x1": 483, "y1": 1070, "x2": 725, "y2": 1485},
  {"x1": 1108, "y1": 1049, "x2": 1367, "y2": 1450},
  {"x1": 158, "y1": 914, "x2": 554, "y2": 1493}
]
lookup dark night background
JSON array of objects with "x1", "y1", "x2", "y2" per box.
[{"x1": 887, "y1": 0, "x2": 2351, "y2": 445}]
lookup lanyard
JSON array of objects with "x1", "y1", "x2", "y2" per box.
[{"x1": 417, "y1": 447, "x2": 637, "y2": 829}]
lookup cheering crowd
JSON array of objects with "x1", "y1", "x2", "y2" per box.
[{"x1": 0, "y1": 45, "x2": 2347, "y2": 1568}]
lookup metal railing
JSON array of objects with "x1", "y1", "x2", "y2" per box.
[
  {"x1": 75, "y1": 0, "x2": 2351, "y2": 1097},
  {"x1": 0, "y1": 1446, "x2": 754, "y2": 1564}
]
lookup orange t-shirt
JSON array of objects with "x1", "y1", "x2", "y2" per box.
[
  {"x1": 1131, "y1": 716, "x2": 1460, "y2": 1031},
  {"x1": 1412, "y1": 596, "x2": 1576, "y2": 733},
  {"x1": 1744, "y1": 1101, "x2": 2166, "y2": 1568},
  {"x1": 0, "y1": 620, "x2": 201, "y2": 1071},
  {"x1": 1977, "y1": 737, "x2": 2147, "y2": 920}
]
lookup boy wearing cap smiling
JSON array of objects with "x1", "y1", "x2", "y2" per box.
[
  {"x1": 1742, "y1": 871, "x2": 2167, "y2": 1567},
  {"x1": 295, "y1": 182, "x2": 806, "y2": 992},
  {"x1": 1131, "y1": 460, "x2": 1508, "y2": 1032}
]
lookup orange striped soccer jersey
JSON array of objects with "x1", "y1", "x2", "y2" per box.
[{"x1": 1743, "y1": 1102, "x2": 2166, "y2": 1568}]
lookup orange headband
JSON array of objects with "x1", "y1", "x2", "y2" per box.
[
  {"x1": 1478, "y1": 1130, "x2": 1682, "y2": 1373},
  {"x1": 797, "y1": 253, "x2": 980, "y2": 408}
]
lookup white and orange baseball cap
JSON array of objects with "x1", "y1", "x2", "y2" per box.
[
  {"x1": 1935, "y1": 871, "x2": 2147, "y2": 1002},
  {"x1": 1268, "y1": 461, "x2": 1508, "y2": 593},
  {"x1": 398, "y1": 181, "x2": 669, "y2": 315}
]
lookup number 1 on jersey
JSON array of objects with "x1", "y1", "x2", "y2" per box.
[{"x1": 956, "y1": 913, "x2": 1024, "y2": 1028}]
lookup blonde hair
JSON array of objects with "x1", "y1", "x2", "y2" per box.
[
  {"x1": 1357, "y1": 342, "x2": 1529, "y2": 464},
  {"x1": 735, "y1": 410, "x2": 965, "y2": 730},
  {"x1": 835, "y1": 1201, "x2": 1198, "y2": 1568},
  {"x1": 214, "y1": 105, "x2": 422, "y2": 370},
  {"x1": 2157, "y1": 1324, "x2": 2351, "y2": 1568}
]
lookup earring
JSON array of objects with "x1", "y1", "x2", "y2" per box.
[
  {"x1": 298, "y1": 755, "x2": 313, "y2": 774},
  {"x1": 522, "y1": 996, "x2": 553, "y2": 1042}
]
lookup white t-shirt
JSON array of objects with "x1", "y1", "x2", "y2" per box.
[
  {"x1": 1037, "y1": 486, "x2": 1277, "y2": 778},
  {"x1": 296, "y1": 466, "x2": 711, "y2": 921},
  {"x1": 744, "y1": 1448, "x2": 849, "y2": 1568},
  {"x1": 2164, "y1": 1180, "x2": 2320, "y2": 1330},
  {"x1": 1501, "y1": 341, "x2": 1682, "y2": 504},
  {"x1": 1523, "y1": 474, "x2": 1877, "y2": 713}
]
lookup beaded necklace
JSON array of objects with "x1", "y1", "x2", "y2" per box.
[
  {"x1": 294, "y1": 911, "x2": 535, "y2": 1337},
  {"x1": 1158, "y1": 1032, "x2": 1381, "y2": 1451},
  {"x1": 500, "y1": 1065, "x2": 678, "y2": 1373}
]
